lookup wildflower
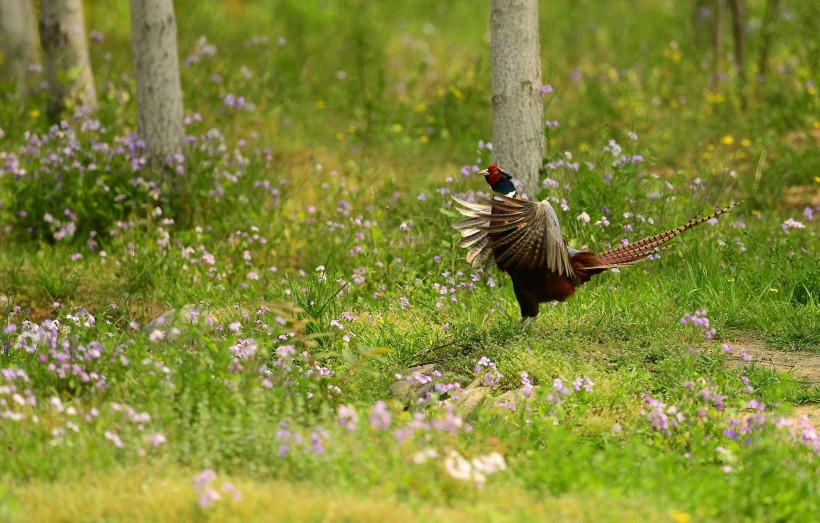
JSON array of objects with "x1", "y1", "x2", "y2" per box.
[
  {"x1": 310, "y1": 427, "x2": 328, "y2": 455},
  {"x1": 399, "y1": 296, "x2": 410, "y2": 310},
  {"x1": 781, "y1": 218, "x2": 805, "y2": 231},
  {"x1": 275, "y1": 344, "x2": 295, "y2": 358},
  {"x1": 198, "y1": 489, "x2": 220, "y2": 509},
  {"x1": 443, "y1": 450, "x2": 506, "y2": 487},
  {"x1": 337, "y1": 405, "x2": 359, "y2": 432},
  {"x1": 222, "y1": 94, "x2": 246, "y2": 110},
  {"x1": 474, "y1": 356, "x2": 503, "y2": 387},
  {"x1": 681, "y1": 310, "x2": 716, "y2": 339},
  {"x1": 444, "y1": 450, "x2": 474, "y2": 482},
  {"x1": 104, "y1": 430, "x2": 124, "y2": 448},
  {"x1": 520, "y1": 371, "x2": 533, "y2": 398},
  {"x1": 412, "y1": 448, "x2": 439, "y2": 464},
  {"x1": 222, "y1": 482, "x2": 241, "y2": 501},
  {"x1": 369, "y1": 401, "x2": 391, "y2": 430},
  {"x1": 147, "y1": 433, "x2": 167, "y2": 447},
  {"x1": 537, "y1": 84, "x2": 554, "y2": 95},
  {"x1": 553, "y1": 378, "x2": 570, "y2": 396}
]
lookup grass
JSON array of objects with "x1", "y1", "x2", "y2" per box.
[{"x1": 1, "y1": 0, "x2": 818, "y2": 521}]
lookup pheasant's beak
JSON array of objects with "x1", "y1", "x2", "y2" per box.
[{"x1": 477, "y1": 168, "x2": 489, "y2": 177}]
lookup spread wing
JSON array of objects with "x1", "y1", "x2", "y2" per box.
[
  {"x1": 451, "y1": 197, "x2": 494, "y2": 268},
  {"x1": 451, "y1": 193, "x2": 575, "y2": 280}
]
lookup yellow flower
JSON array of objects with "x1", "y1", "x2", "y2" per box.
[
  {"x1": 722, "y1": 135, "x2": 734, "y2": 145},
  {"x1": 740, "y1": 138, "x2": 752, "y2": 147},
  {"x1": 706, "y1": 93, "x2": 725, "y2": 104},
  {"x1": 413, "y1": 102, "x2": 427, "y2": 112},
  {"x1": 30, "y1": 109, "x2": 40, "y2": 119},
  {"x1": 335, "y1": 132, "x2": 345, "y2": 141},
  {"x1": 418, "y1": 135, "x2": 429, "y2": 144},
  {"x1": 579, "y1": 143, "x2": 590, "y2": 152},
  {"x1": 770, "y1": 288, "x2": 778, "y2": 293},
  {"x1": 669, "y1": 510, "x2": 691, "y2": 523},
  {"x1": 391, "y1": 123, "x2": 404, "y2": 133},
  {"x1": 315, "y1": 100, "x2": 326, "y2": 110},
  {"x1": 815, "y1": 176, "x2": 820, "y2": 183}
]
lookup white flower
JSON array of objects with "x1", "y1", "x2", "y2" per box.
[
  {"x1": 471, "y1": 452, "x2": 507, "y2": 475},
  {"x1": 412, "y1": 448, "x2": 439, "y2": 464},
  {"x1": 444, "y1": 450, "x2": 477, "y2": 482}
]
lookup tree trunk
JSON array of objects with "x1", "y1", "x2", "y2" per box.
[
  {"x1": 490, "y1": 0, "x2": 544, "y2": 197},
  {"x1": 756, "y1": 0, "x2": 780, "y2": 96},
  {"x1": 711, "y1": 0, "x2": 725, "y2": 90},
  {"x1": 130, "y1": 0, "x2": 185, "y2": 172},
  {"x1": 0, "y1": 0, "x2": 40, "y2": 95},
  {"x1": 727, "y1": 0, "x2": 746, "y2": 109},
  {"x1": 39, "y1": 0, "x2": 97, "y2": 119}
]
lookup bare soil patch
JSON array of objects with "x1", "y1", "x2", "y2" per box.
[{"x1": 731, "y1": 338, "x2": 820, "y2": 384}]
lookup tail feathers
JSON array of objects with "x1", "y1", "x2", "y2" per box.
[{"x1": 588, "y1": 201, "x2": 741, "y2": 269}]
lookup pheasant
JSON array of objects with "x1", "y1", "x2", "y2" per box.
[{"x1": 452, "y1": 165, "x2": 739, "y2": 320}]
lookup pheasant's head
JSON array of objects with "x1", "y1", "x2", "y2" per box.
[{"x1": 479, "y1": 165, "x2": 516, "y2": 196}]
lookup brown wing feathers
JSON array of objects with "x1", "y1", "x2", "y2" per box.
[{"x1": 452, "y1": 193, "x2": 575, "y2": 279}]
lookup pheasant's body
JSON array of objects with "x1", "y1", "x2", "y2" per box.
[{"x1": 453, "y1": 165, "x2": 738, "y2": 319}]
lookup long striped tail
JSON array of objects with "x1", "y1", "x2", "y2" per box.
[{"x1": 587, "y1": 201, "x2": 741, "y2": 269}]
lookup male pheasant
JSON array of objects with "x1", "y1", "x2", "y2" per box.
[{"x1": 452, "y1": 165, "x2": 738, "y2": 320}]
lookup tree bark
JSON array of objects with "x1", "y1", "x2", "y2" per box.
[
  {"x1": 39, "y1": 0, "x2": 97, "y2": 119},
  {"x1": 727, "y1": 0, "x2": 746, "y2": 109},
  {"x1": 490, "y1": 0, "x2": 544, "y2": 196},
  {"x1": 130, "y1": 0, "x2": 185, "y2": 170},
  {"x1": 711, "y1": 0, "x2": 725, "y2": 90},
  {"x1": 0, "y1": 0, "x2": 40, "y2": 95},
  {"x1": 756, "y1": 0, "x2": 780, "y2": 96}
]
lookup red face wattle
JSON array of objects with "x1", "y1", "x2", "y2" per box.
[{"x1": 487, "y1": 165, "x2": 502, "y2": 185}]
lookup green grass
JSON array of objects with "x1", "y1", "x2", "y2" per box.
[{"x1": 1, "y1": 0, "x2": 818, "y2": 521}]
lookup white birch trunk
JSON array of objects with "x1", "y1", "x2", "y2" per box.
[
  {"x1": 130, "y1": 0, "x2": 185, "y2": 169},
  {"x1": 0, "y1": 0, "x2": 40, "y2": 94},
  {"x1": 39, "y1": 0, "x2": 97, "y2": 118},
  {"x1": 490, "y1": 0, "x2": 544, "y2": 196}
]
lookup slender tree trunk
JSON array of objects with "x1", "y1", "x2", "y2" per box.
[
  {"x1": 727, "y1": 0, "x2": 746, "y2": 108},
  {"x1": 0, "y1": 0, "x2": 40, "y2": 95},
  {"x1": 130, "y1": 0, "x2": 185, "y2": 172},
  {"x1": 490, "y1": 0, "x2": 544, "y2": 197},
  {"x1": 756, "y1": 0, "x2": 780, "y2": 96},
  {"x1": 711, "y1": 0, "x2": 725, "y2": 89},
  {"x1": 39, "y1": 0, "x2": 97, "y2": 119}
]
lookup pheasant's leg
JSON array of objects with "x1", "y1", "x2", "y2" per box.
[
  {"x1": 511, "y1": 275, "x2": 540, "y2": 319},
  {"x1": 519, "y1": 316, "x2": 534, "y2": 332}
]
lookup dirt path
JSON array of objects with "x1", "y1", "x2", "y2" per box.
[
  {"x1": 730, "y1": 338, "x2": 820, "y2": 384},
  {"x1": 730, "y1": 338, "x2": 820, "y2": 430}
]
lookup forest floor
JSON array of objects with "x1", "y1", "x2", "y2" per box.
[{"x1": 1, "y1": 1, "x2": 818, "y2": 521}]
